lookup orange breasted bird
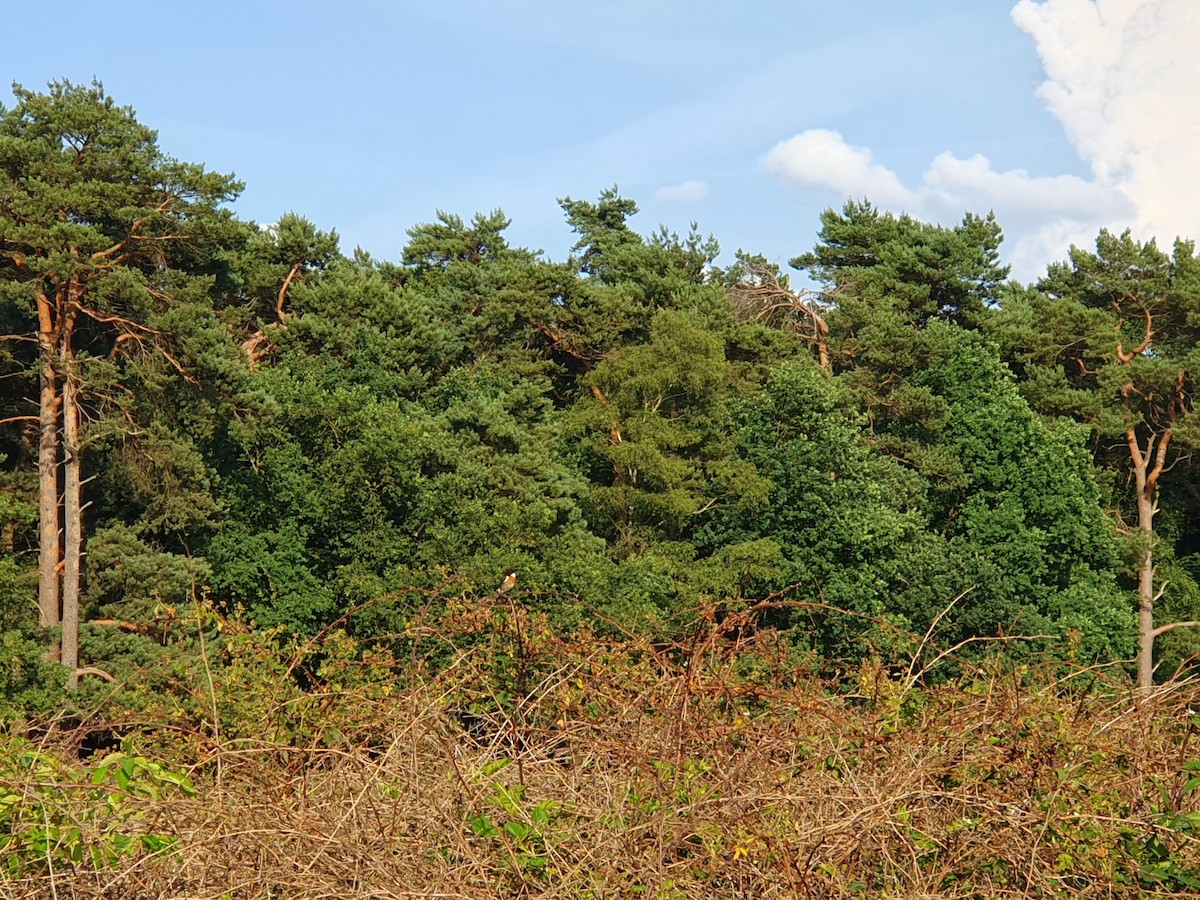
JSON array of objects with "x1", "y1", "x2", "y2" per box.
[{"x1": 496, "y1": 570, "x2": 518, "y2": 597}]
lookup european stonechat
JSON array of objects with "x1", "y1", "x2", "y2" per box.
[{"x1": 496, "y1": 570, "x2": 518, "y2": 596}]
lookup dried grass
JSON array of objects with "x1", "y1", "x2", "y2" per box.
[{"x1": 3, "y1": 614, "x2": 1200, "y2": 899}]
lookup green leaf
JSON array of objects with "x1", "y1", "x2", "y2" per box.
[
  {"x1": 503, "y1": 821, "x2": 530, "y2": 841},
  {"x1": 467, "y1": 814, "x2": 498, "y2": 837}
]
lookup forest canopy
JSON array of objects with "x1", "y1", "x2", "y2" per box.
[{"x1": 2, "y1": 79, "x2": 1199, "y2": 715}]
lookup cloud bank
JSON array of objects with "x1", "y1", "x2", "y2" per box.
[
  {"x1": 1013, "y1": 0, "x2": 1200, "y2": 246},
  {"x1": 763, "y1": 0, "x2": 1199, "y2": 280}
]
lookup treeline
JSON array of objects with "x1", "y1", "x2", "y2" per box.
[{"x1": 1, "y1": 80, "x2": 1199, "y2": 714}]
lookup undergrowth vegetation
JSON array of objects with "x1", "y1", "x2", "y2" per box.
[{"x1": 3, "y1": 603, "x2": 1200, "y2": 899}]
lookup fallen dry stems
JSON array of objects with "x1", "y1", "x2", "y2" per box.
[{"x1": 3, "y1": 620, "x2": 1200, "y2": 899}]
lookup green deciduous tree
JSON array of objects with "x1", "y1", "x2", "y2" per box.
[
  {"x1": 762, "y1": 204, "x2": 1128, "y2": 663},
  {"x1": 714, "y1": 357, "x2": 943, "y2": 657},
  {"x1": 912, "y1": 325, "x2": 1132, "y2": 661}
]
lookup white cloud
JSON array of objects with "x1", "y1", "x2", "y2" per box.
[
  {"x1": 1012, "y1": 0, "x2": 1200, "y2": 248},
  {"x1": 761, "y1": 0, "x2": 1200, "y2": 280},
  {"x1": 652, "y1": 179, "x2": 710, "y2": 204},
  {"x1": 761, "y1": 129, "x2": 1131, "y2": 277},
  {"x1": 762, "y1": 129, "x2": 917, "y2": 208},
  {"x1": 918, "y1": 151, "x2": 1135, "y2": 275},
  {"x1": 921, "y1": 153, "x2": 1128, "y2": 220}
]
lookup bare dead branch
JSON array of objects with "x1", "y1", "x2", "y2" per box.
[
  {"x1": 1150, "y1": 620, "x2": 1200, "y2": 640},
  {"x1": 89, "y1": 618, "x2": 151, "y2": 634},
  {"x1": 73, "y1": 665, "x2": 116, "y2": 682},
  {"x1": 729, "y1": 262, "x2": 833, "y2": 370}
]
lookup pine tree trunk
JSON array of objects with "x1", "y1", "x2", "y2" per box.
[
  {"x1": 36, "y1": 339, "x2": 60, "y2": 633},
  {"x1": 61, "y1": 351, "x2": 82, "y2": 690},
  {"x1": 1124, "y1": 419, "x2": 1183, "y2": 691},
  {"x1": 1135, "y1": 488, "x2": 1156, "y2": 691}
]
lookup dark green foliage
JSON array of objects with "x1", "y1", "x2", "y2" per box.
[
  {"x1": 911, "y1": 327, "x2": 1133, "y2": 659},
  {"x1": 0, "y1": 556, "x2": 63, "y2": 716},
  {"x1": 206, "y1": 231, "x2": 607, "y2": 633},
  {"x1": 712, "y1": 357, "x2": 944, "y2": 655},
  {"x1": 0, "y1": 79, "x2": 1177, "y2": 717},
  {"x1": 793, "y1": 200, "x2": 1010, "y2": 445},
  {"x1": 792, "y1": 199, "x2": 1008, "y2": 332},
  {"x1": 992, "y1": 230, "x2": 1200, "y2": 681},
  {"x1": 775, "y1": 202, "x2": 1129, "y2": 663}
]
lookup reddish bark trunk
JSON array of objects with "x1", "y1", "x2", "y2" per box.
[
  {"x1": 61, "y1": 349, "x2": 82, "y2": 689},
  {"x1": 36, "y1": 335, "x2": 60, "y2": 632}
]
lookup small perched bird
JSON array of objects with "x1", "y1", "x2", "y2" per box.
[{"x1": 495, "y1": 570, "x2": 518, "y2": 597}]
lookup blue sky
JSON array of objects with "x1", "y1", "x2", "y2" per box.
[{"x1": 7, "y1": 1, "x2": 1197, "y2": 281}]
